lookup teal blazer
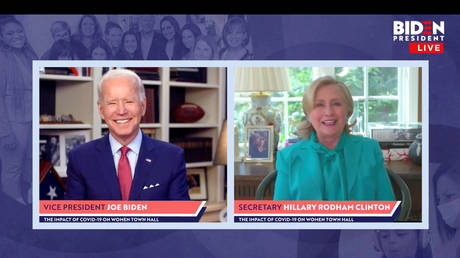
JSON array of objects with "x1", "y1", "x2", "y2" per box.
[{"x1": 273, "y1": 131, "x2": 395, "y2": 201}]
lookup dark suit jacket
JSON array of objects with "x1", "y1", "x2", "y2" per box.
[
  {"x1": 65, "y1": 133, "x2": 190, "y2": 200},
  {"x1": 144, "y1": 31, "x2": 167, "y2": 60}
]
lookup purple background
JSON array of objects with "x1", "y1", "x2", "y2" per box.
[{"x1": 0, "y1": 14, "x2": 458, "y2": 257}]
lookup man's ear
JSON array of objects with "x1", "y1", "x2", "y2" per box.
[
  {"x1": 141, "y1": 98, "x2": 147, "y2": 116},
  {"x1": 97, "y1": 101, "x2": 105, "y2": 120}
]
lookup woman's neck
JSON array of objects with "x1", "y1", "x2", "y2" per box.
[
  {"x1": 81, "y1": 36, "x2": 93, "y2": 48},
  {"x1": 223, "y1": 47, "x2": 245, "y2": 59},
  {"x1": 316, "y1": 133, "x2": 341, "y2": 150}
]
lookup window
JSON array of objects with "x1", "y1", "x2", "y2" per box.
[{"x1": 234, "y1": 66, "x2": 420, "y2": 158}]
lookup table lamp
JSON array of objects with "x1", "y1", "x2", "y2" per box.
[
  {"x1": 235, "y1": 67, "x2": 291, "y2": 159},
  {"x1": 214, "y1": 120, "x2": 227, "y2": 165}
]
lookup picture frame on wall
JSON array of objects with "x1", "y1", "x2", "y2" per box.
[
  {"x1": 186, "y1": 168, "x2": 208, "y2": 200},
  {"x1": 40, "y1": 130, "x2": 90, "y2": 177},
  {"x1": 244, "y1": 125, "x2": 274, "y2": 163}
]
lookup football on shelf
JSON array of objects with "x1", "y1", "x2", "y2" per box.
[{"x1": 173, "y1": 103, "x2": 205, "y2": 123}]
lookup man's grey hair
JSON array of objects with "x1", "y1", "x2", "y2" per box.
[{"x1": 97, "y1": 68, "x2": 146, "y2": 103}]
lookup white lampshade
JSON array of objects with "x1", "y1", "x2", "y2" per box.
[
  {"x1": 234, "y1": 67, "x2": 291, "y2": 92},
  {"x1": 214, "y1": 120, "x2": 227, "y2": 165}
]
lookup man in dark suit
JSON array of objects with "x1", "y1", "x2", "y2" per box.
[
  {"x1": 65, "y1": 69, "x2": 190, "y2": 200},
  {"x1": 138, "y1": 15, "x2": 167, "y2": 60}
]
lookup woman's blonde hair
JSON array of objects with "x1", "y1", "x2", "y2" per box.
[{"x1": 297, "y1": 76, "x2": 356, "y2": 139}]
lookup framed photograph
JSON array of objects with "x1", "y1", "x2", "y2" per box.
[
  {"x1": 370, "y1": 127, "x2": 421, "y2": 149},
  {"x1": 244, "y1": 125, "x2": 274, "y2": 163},
  {"x1": 142, "y1": 128, "x2": 157, "y2": 139},
  {"x1": 40, "y1": 130, "x2": 90, "y2": 177},
  {"x1": 371, "y1": 127, "x2": 421, "y2": 142},
  {"x1": 186, "y1": 168, "x2": 208, "y2": 200}
]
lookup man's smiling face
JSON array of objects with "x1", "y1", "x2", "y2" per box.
[{"x1": 98, "y1": 76, "x2": 146, "y2": 145}]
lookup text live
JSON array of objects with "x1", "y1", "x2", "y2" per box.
[{"x1": 409, "y1": 43, "x2": 443, "y2": 54}]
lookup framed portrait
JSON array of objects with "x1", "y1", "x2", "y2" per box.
[
  {"x1": 40, "y1": 130, "x2": 90, "y2": 177},
  {"x1": 186, "y1": 168, "x2": 208, "y2": 200},
  {"x1": 244, "y1": 125, "x2": 274, "y2": 163},
  {"x1": 371, "y1": 127, "x2": 421, "y2": 142}
]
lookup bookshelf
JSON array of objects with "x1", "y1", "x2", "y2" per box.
[{"x1": 39, "y1": 67, "x2": 227, "y2": 214}]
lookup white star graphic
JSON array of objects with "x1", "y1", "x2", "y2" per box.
[{"x1": 47, "y1": 185, "x2": 58, "y2": 200}]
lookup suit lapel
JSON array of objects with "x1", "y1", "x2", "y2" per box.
[
  {"x1": 129, "y1": 134, "x2": 158, "y2": 200},
  {"x1": 96, "y1": 135, "x2": 121, "y2": 200}
]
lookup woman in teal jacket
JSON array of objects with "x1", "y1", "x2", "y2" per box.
[{"x1": 274, "y1": 76, "x2": 395, "y2": 201}]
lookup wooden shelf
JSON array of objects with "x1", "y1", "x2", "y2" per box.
[
  {"x1": 142, "y1": 80, "x2": 161, "y2": 86},
  {"x1": 170, "y1": 81, "x2": 219, "y2": 88},
  {"x1": 169, "y1": 123, "x2": 218, "y2": 128},
  {"x1": 40, "y1": 74, "x2": 92, "y2": 82},
  {"x1": 101, "y1": 123, "x2": 162, "y2": 129},
  {"x1": 186, "y1": 161, "x2": 214, "y2": 168},
  {"x1": 40, "y1": 123, "x2": 92, "y2": 129},
  {"x1": 140, "y1": 123, "x2": 162, "y2": 128}
]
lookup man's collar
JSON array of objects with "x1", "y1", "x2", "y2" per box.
[{"x1": 109, "y1": 129, "x2": 142, "y2": 155}]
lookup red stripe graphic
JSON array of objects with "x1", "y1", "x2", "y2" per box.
[{"x1": 40, "y1": 200, "x2": 206, "y2": 215}]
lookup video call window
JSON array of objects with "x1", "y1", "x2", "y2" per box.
[{"x1": 235, "y1": 67, "x2": 420, "y2": 156}]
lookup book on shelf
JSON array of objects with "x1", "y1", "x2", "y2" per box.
[
  {"x1": 43, "y1": 67, "x2": 91, "y2": 77},
  {"x1": 141, "y1": 87, "x2": 156, "y2": 123},
  {"x1": 127, "y1": 67, "x2": 160, "y2": 81},
  {"x1": 39, "y1": 80, "x2": 56, "y2": 116},
  {"x1": 170, "y1": 67, "x2": 207, "y2": 83},
  {"x1": 170, "y1": 137, "x2": 213, "y2": 163},
  {"x1": 44, "y1": 67, "x2": 73, "y2": 76},
  {"x1": 81, "y1": 67, "x2": 91, "y2": 77}
]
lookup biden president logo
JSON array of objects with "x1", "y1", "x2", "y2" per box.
[{"x1": 393, "y1": 20, "x2": 445, "y2": 54}]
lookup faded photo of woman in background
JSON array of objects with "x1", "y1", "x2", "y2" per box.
[
  {"x1": 180, "y1": 23, "x2": 201, "y2": 60},
  {"x1": 89, "y1": 39, "x2": 111, "y2": 60},
  {"x1": 219, "y1": 17, "x2": 253, "y2": 60},
  {"x1": 160, "y1": 16, "x2": 186, "y2": 60},
  {"x1": 192, "y1": 35, "x2": 218, "y2": 60},
  {"x1": 119, "y1": 30, "x2": 142, "y2": 60},
  {"x1": 72, "y1": 15, "x2": 103, "y2": 59},
  {"x1": 431, "y1": 159, "x2": 460, "y2": 258},
  {"x1": 373, "y1": 230, "x2": 432, "y2": 258},
  {"x1": 274, "y1": 76, "x2": 395, "y2": 201},
  {"x1": 0, "y1": 17, "x2": 37, "y2": 204}
]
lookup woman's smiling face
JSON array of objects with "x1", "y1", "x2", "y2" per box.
[
  {"x1": 308, "y1": 84, "x2": 348, "y2": 143},
  {"x1": 1, "y1": 22, "x2": 26, "y2": 49}
]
